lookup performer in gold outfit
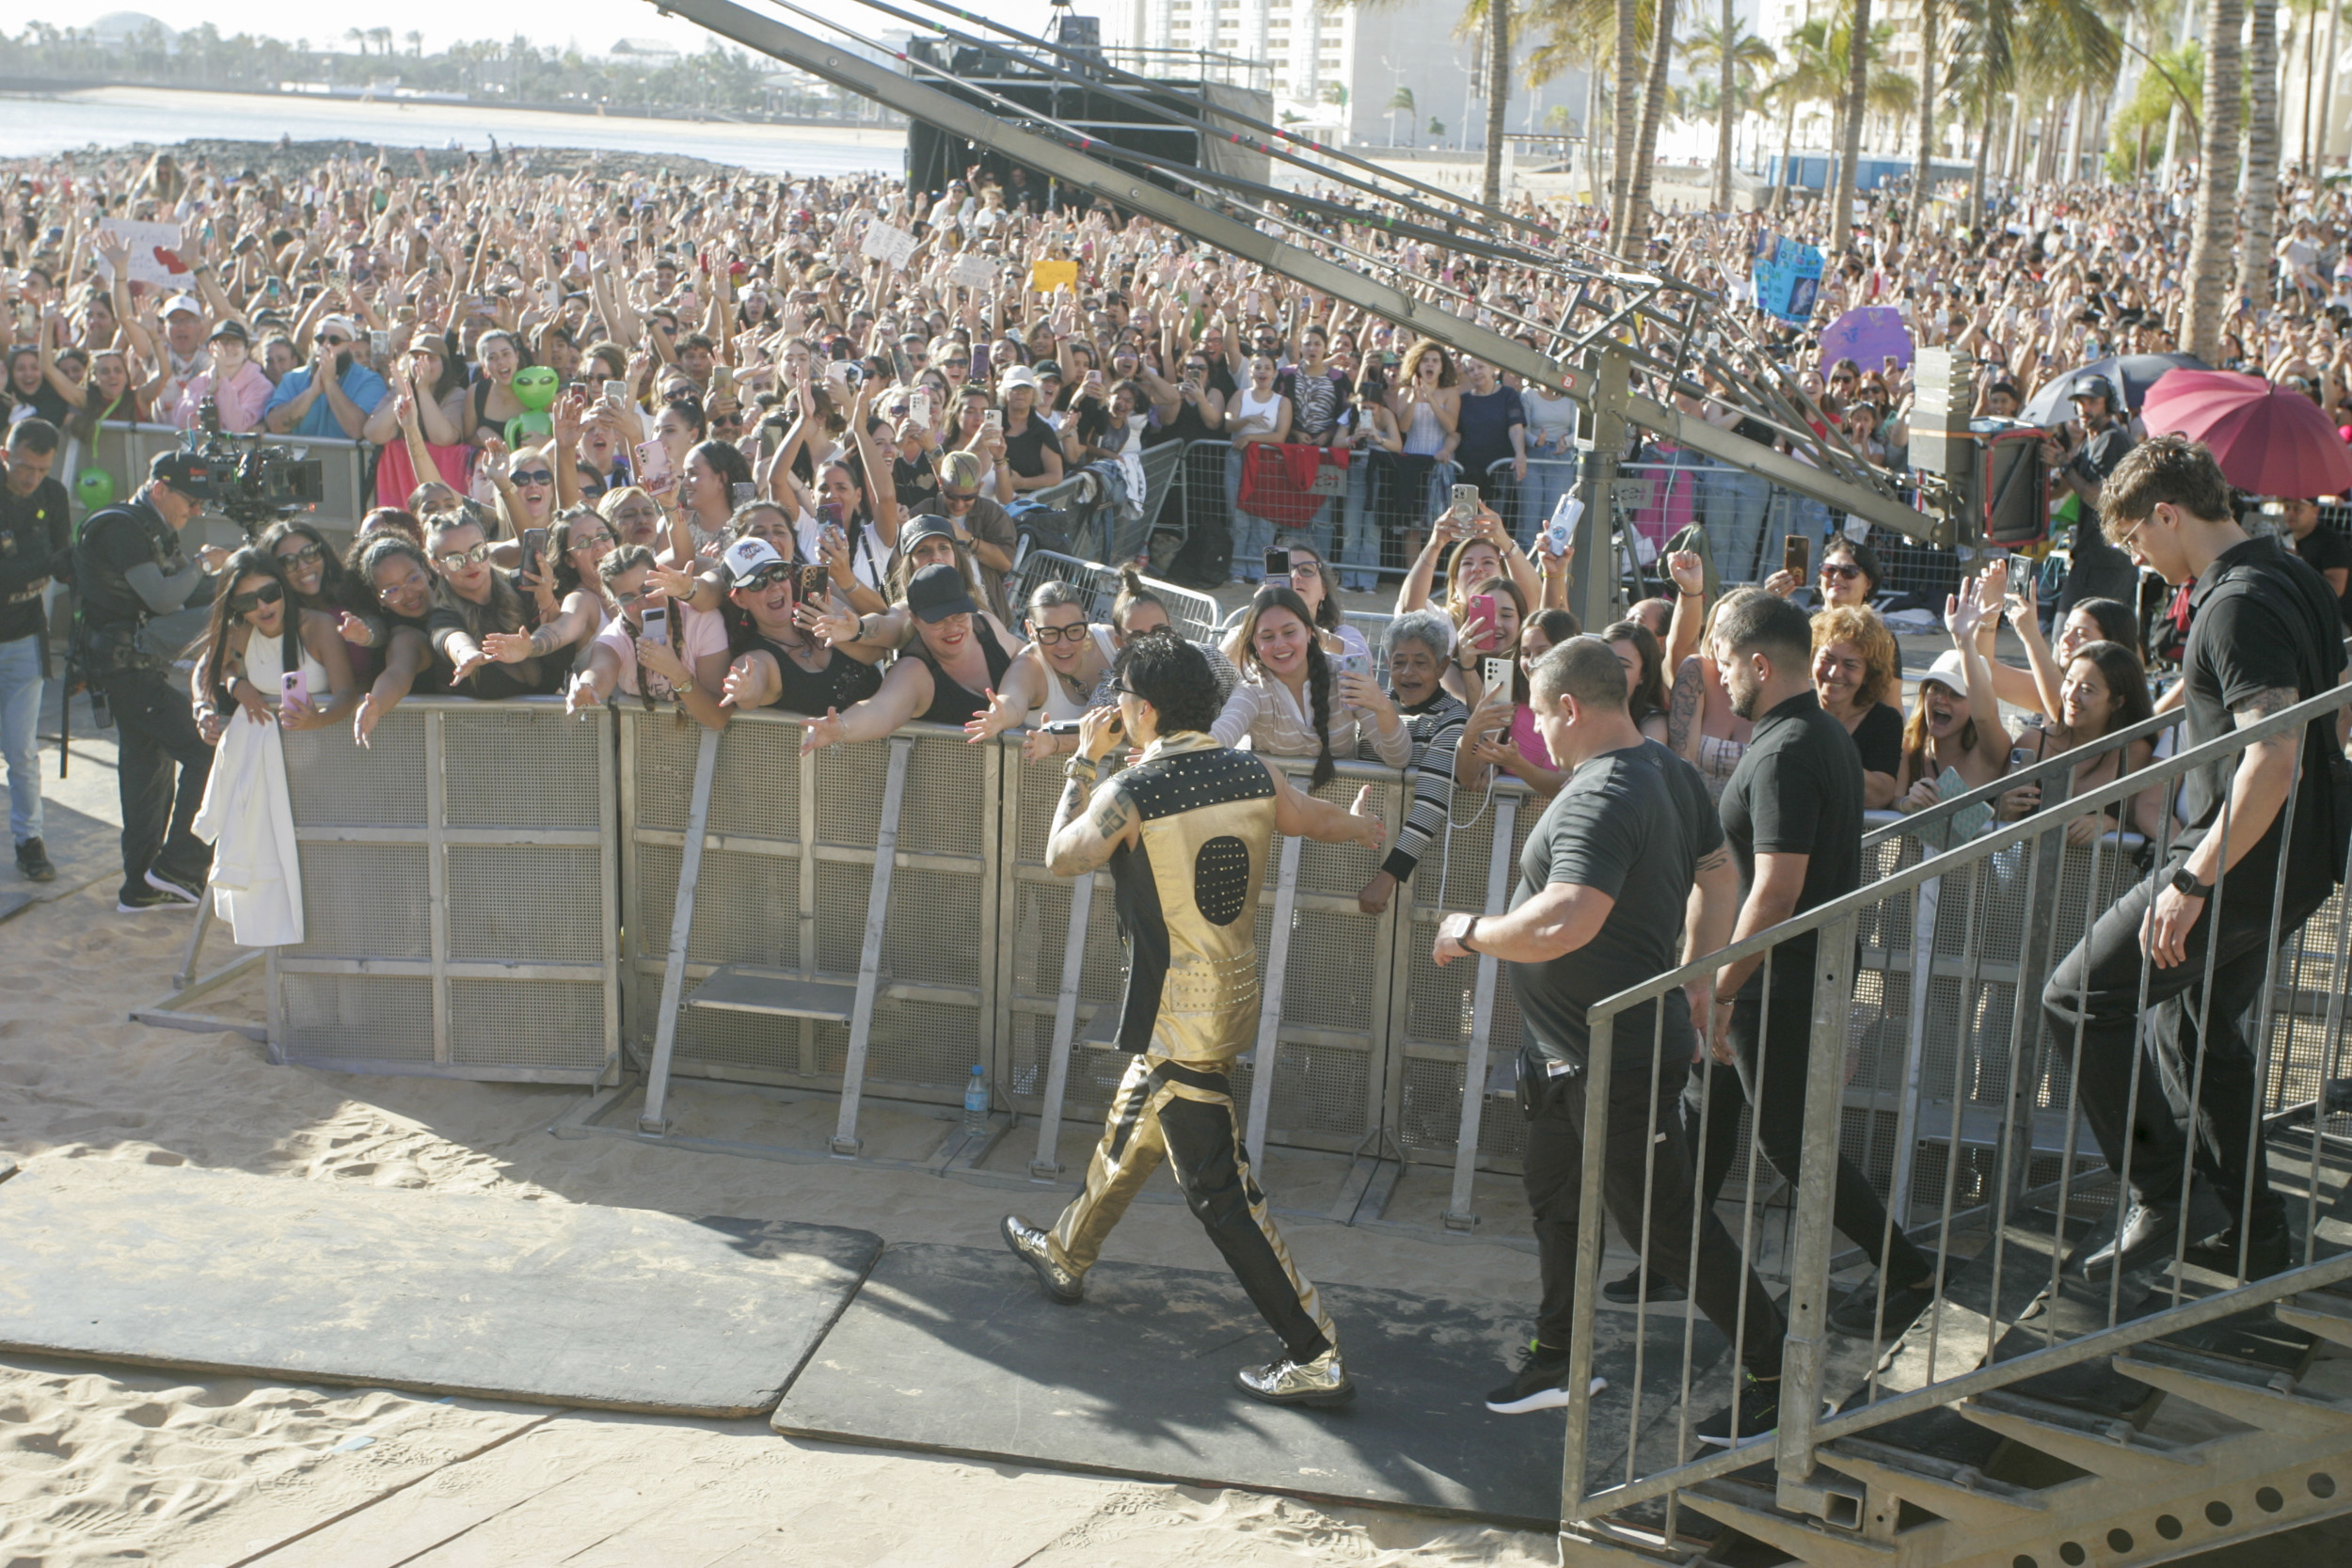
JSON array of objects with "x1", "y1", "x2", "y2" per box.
[{"x1": 1001, "y1": 631, "x2": 1385, "y2": 1408}]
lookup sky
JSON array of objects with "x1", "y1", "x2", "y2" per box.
[{"x1": 0, "y1": 0, "x2": 1086, "y2": 57}]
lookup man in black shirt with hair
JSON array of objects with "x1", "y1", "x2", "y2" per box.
[
  {"x1": 1435, "y1": 637, "x2": 1788, "y2": 1443},
  {"x1": 73, "y1": 450, "x2": 219, "y2": 912},
  {"x1": 0, "y1": 419, "x2": 70, "y2": 882},
  {"x1": 2046, "y1": 436, "x2": 2347, "y2": 1280},
  {"x1": 1700, "y1": 591, "x2": 1938, "y2": 1344},
  {"x1": 2042, "y1": 377, "x2": 2140, "y2": 620}
]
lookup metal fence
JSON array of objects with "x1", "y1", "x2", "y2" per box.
[
  {"x1": 619, "y1": 710, "x2": 999, "y2": 1112},
  {"x1": 267, "y1": 697, "x2": 620, "y2": 1084},
  {"x1": 1556, "y1": 685, "x2": 2352, "y2": 1556},
  {"x1": 83, "y1": 420, "x2": 375, "y2": 551}
]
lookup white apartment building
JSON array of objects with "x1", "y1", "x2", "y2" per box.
[{"x1": 1129, "y1": 0, "x2": 1588, "y2": 152}]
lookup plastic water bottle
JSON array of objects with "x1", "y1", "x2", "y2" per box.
[{"x1": 961, "y1": 1064, "x2": 990, "y2": 1137}]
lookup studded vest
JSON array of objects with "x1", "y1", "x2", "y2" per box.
[{"x1": 1104, "y1": 732, "x2": 1277, "y2": 1062}]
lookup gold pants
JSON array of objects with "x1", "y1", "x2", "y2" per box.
[{"x1": 1049, "y1": 1052, "x2": 1337, "y2": 1361}]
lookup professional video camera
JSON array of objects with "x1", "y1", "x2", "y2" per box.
[{"x1": 181, "y1": 397, "x2": 326, "y2": 534}]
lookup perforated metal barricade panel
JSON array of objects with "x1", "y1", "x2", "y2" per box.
[
  {"x1": 271, "y1": 700, "x2": 620, "y2": 1085},
  {"x1": 624, "y1": 711, "x2": 997, "y2": 1104}
]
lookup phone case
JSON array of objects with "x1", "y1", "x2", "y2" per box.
[{"x1": 281, "y1": 670, "x2": 311, "y2": 707}]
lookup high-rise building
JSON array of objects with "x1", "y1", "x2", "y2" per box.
[{"x1": 1131, "y1": 0, "x2": 1588, "y2": 152}]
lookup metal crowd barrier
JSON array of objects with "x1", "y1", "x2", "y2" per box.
[
  {"x1": 618, "y1": 711, "x2": 999, "y2": 1144},
  {"x1": 1023, "y1": 439, "x2": 1188, "y2": 565},
  {"x1": 85, "y1": 420, "x2": 375, "y2": 551},
  {"x1": 1009, "y1": 547, "x2": 1224, "y2": 643},
  {"x1": 266, "y1": 698, "x2": 621, "y2": 1083},
  {"x1": 1556, "y1": 682, "x2": 2352, "y2": 1560}
]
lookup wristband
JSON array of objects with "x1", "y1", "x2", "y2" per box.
[
  {"x1": 1065, "y1": 754, "x2": 1100, "y2": 784},
  {"x1": 1459, "y1": 916, "x2": 1481, "y2": 955}
]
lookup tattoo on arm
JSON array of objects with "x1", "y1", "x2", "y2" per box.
[
  {"x1": 1694, "y1": 846, "x2": 1732, "y2": 875},
  {"x1": 1089, "y1": 788, "x2": 1136, "y2": 844},
  {"x1": 1048, "y1": 781, "x2": 1136, "y2": 876},
  {"x1": 2232, "y1": 686, "x2": 2302, "y2": 728},
  {"x1": 1668, "y1": 662, "x2": 1702, "y2": 756},
  {"x1": 1052, "y1": 776, "x2": 1089, "y2": 834}
]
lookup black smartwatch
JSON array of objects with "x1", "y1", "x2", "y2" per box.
[{"x1": 2169, "y1": 866, "x2": 2214, "y2": 900}]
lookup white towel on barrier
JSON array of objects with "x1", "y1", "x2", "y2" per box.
[{"x1": 191, "y1": 706, "x2": 306, "y2": 948}]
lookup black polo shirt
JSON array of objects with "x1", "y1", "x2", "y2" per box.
[
  {"x1": 2178, "y1": 534, "x2": 2345, "y2": 904},
  {"x1": 1508, "y1": 738, "x2": 1720, "y2": 1069},
  {"x1": 2290, "y1": 523, "x2": 2352, "y2": 626},
  {"x1": 1719, "y1": 689, "x2": 1864, "y2": 998}
]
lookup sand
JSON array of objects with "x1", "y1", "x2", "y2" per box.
[{"x1": 0, "y1": 835, "x2": 1556, "y2": 1568}]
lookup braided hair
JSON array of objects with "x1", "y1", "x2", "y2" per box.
[{"x1": 1238, "y1": 583, "x2": 1337, "y2": 789}]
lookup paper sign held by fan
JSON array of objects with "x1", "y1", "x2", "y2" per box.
[
  {"x1": 98, "y1": 219, "x2": 193, "y2": 288},
  {"x1": 860, "y1": 222, "x2": 918, "y2": 272},
  {"x1": 1028, "y1": 259, "x2": 1079, "y2": 293},
  {"x1": 949, "y1": 254, "x2": 996, "y2": 290}
]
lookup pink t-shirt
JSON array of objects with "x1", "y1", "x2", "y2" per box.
[
  {"x1": 1510, "y1": 704, "x2": 1553, "y2": 770},
  {"x1": 171, "y1": 359, "x2": 276, "y2": 433},
  {"x1": 596, "y1": 603, "x2": 725, "y2": 699}
]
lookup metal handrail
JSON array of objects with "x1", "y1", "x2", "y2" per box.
[
  {"x1": 1591, "y1": 679, "x2": 2352, "y2": 1022},
  {"x1": 1862, "y1": 704, "x2": 2186, "y2": 850},
  {"x1": 1565, "y1": 674, "x2": 2352, "y2": 1524}
]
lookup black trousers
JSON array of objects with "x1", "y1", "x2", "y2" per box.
[
  {"x1": 1524, "y1": 1041, "x2": 1786, "y2": 1377},
  {"x1": 1049, "y1": 1053, "x2": 1335, "y2": 1362},
  {"x1": 98, "y1": 664, "x2": 215, "y2": 902},
  {"x1": 2043, "y1": 859, "x2": 2321, "y2": 1229},
  {"x1": 1686, "y1": 984, "x2": 1934, "y2": 1288}
]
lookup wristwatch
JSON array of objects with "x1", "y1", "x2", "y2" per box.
[
  {"x1": 2169, "y1": 866, "x2": 2215, "y2": 900},
  {"x1": 1458, "y1": 915, "x2": 1481, "y2": 954}
]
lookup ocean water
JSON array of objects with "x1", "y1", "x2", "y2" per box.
[{"x1": 0, "y1": 86, "x2": 905, "y2": 175}]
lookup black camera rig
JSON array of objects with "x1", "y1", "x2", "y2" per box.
[{"x1": 185, "y1": 397, "x2": 327, "y2": 534}]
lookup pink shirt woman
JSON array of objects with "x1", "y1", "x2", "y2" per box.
[{"x1": 172, "y1": 325, "x2": 275, "y2": 433}]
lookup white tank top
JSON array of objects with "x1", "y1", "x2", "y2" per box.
[
  {"x1": 1033, "y1": 625, "x2": 1120, "y2": 723},
  {"x1": 1233, "y1": 386, "x2": 1282, "y2": 433},
  {"x1": 246, "y1": 622, "x2": 329, "y2": 705}
]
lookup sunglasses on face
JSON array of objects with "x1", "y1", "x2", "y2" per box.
[
  {"x1": 319, "y1": 334, "x2": 352, "y2": 347},
  {"x1": 613, "y1": 584, "x2": 666, "y2": 607},
  {"x1": 1820, "y1": 562, "x2": 1864, "y2": 582},
  {"x1": 511, "y1": 469, "x2": 556, "y2": 487},
  {"x1": 710, "y1": 412, "x2": 745, "y2": 429},
  {"x1": 276, "y1": 542, "x2": 324, "y2": 567},
  {"x1": 229, "y1": 581, "x2": 286, "y2": 615},
  {"x1": 437, "y1": 542, "x2": 492, "y2": 569},
  {"x1": 737, "y1": 565, "x2": 794, "y2": 593},
  {"x1": 943, "y1": 357, "x2": 970, "y2": 369}
]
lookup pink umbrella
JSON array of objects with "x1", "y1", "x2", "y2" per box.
[{"x1": 2139, "y1": 369, "x2": 2352, "y2": 499}]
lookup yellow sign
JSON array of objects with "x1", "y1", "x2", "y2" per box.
[{"x1": 1028, "y1": 259, "x2": 1079, "y2": 293}]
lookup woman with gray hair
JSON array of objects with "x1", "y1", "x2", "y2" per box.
[{"x1": 1358, "y1": 610, "x2": 1471, "y2": 914}]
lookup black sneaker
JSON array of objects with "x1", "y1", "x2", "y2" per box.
[
  {"x1": 1828, "y1": 1272, "x2": 1940, "y2": 1340},
  {"x1": 1601, "y1": 1268, "x2": 1688, "y2": 1305},
  {"x1": 15, "y1": 838, "x2": 55, "y2": 883},
  {"x1": 1484, "y1": 1341, "x2": 1607, "y2": 1414},
  {"x1": 2181, "y1": 1213, "x2": 2294, "y2": 1280},
  {"x1": 144, "y1": 867, "x2": 204, "y2": 906},
  {"x1": 1692, "y1": 1371, "x2": 1808, "y2": 1448},
  {"x1": 117, "y1": 885, "x2": 184, "y2": 913}
]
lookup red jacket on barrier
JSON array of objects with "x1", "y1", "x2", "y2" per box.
[{"x1": 1235, "y1": 443, "x2": 1347, "y2": 529}]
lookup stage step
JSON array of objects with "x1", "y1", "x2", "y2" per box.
[{"x1": 685, "y1": 964, "x2": 858, "y2": 1023}]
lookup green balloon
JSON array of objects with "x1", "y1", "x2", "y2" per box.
[{"x1": 76, "y1": 468, "x2": 114, "y2": 509}]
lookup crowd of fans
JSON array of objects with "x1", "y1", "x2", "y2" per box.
[{"x1": 3, "y1": 142, "x2": 2351, "y2": 909}]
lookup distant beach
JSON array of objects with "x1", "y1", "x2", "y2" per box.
[{"x1": 0, "y1": 84, "x2": 904, "y2": 175}]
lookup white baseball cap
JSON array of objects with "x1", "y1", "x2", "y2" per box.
[
  {"x1": 722, "y1": 536, "x2": 787, "y2": 584},
  {"x1": 162, "y1": 293, "x2": 202, "y2": 319}
]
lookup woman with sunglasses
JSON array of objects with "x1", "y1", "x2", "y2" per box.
[
  {"x1": 713, "y1": 536, "x2": 887, "y2": 717},
  {"x1": 1764, "y1": 534, "x2": 1880, "y2": 609},
  {"x1": 564, "y1": 546, "x2": 730, "y2": 730},
  {"x1": 348, "y1": 535, "x2": 445, "y2": 745},
  {"x1": 191, "y1": 548, "x2": 358, "y2": 747},
  {"x1": 1139, "y1": 345, "x2": 1225, "y2": 449},
  {"x1": 425, "y1": 510, "x2": 576, "y2": 700},
  {"x1": 485, "y1": 439, "x2": 562, "y2": 550},
  {"x1": 258, "y1": 521, "x2": 377, "y2": 677}
]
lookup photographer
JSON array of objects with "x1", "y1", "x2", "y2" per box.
[
  {"x1": 262, "y1": 315, "x2": 388, "y2": 439},
  {"x1": 72, "y1": 451, "x2": 218, "y2": 912},
  {"x1": 2040, "y1": 378, "x2": 2140, "y2": 620},
  {"x1": 1, "y1": 420, "x2": 68, "y2": 883}
]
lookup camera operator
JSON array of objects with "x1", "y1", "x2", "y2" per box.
[
  {"x1": 72, "y1": 451, "x2": 219, "y2": 912},
  {"x1": 262, "y1": 315, "x2": 388, "y2": 440},
  {"x1": 2040, "y1": 378, "x2": 2140, "y2": 621},
  {"x1": 1, "y1": 420, "x2": 69, "y2": 883}
]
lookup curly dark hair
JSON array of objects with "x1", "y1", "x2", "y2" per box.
[{"x1": 1114, "y1": 628, "x2": 1221, "y2": 736}]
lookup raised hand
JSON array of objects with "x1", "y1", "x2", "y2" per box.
[
  {"x1": 481, "y1": 630, "x2": 535, "y2": 664},
  {"x1": 1667, "y1": 548, "x2": 1706, "y2": 597},
  {"x1": 1348, "y1": 783, "x2": 1386, "y2": 848}
]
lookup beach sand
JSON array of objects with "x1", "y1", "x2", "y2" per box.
[{"x1": 0, "y1": 784, "x2": 1555, "y2": 1567}]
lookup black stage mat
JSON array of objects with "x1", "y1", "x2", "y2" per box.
[
  {"x1": 0, "y1": 1160, "x2": 880, "y2": 1417},
  {"x1": 772, "y1": 1241, "x2": 1729, "y2": 1526}
]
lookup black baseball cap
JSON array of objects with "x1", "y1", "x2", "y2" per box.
[
  {"x1": 906, "y1": 562, "x2": 978, "y2": 623},
  {"x1": 149, "y1": 451, "x2": 217, "y2": 499},
  {"x1": 898, "y1": 515, "x2": 957, "y2": 552}
]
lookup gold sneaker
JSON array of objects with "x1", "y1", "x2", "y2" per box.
[
  {"x1": 1001, "y1": 1215, "x2": 1084, "y2": 1304},
  {"x1": 1235, "y1": 1347, "x2": 1356, "y2": 1408}
]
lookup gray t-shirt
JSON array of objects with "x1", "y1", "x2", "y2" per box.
[{"x1": 1506, "y1": 738, "x2": 1720, "y2": 1070}]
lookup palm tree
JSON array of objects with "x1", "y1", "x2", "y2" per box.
[
  {"x1": 1827, "y1": 0, "x2": 1871, "y2": 259},
  {"x1": 344, "y1": 25, "x2": 366, "y2": 56},
  {"x1": 406, "y1": 29, "x2": 423, "y2": 57},
  {"x1": 2240, "y1": 0, "x2": 2280, "y2": 304},
  {"x1": 1472, "y1": 0, "x2": 1515, "y2": 208},
  {"x1": 1678, "y1": 12, "x2": 1774, "y2": 206},
  {"x1": 1617, "y1": 0, "x2": 1682, "y2": 260},
  {"x1": 2186, "y1": 0, "x2": 2244, "y2": 359},
  {"x1": 1910, "y1": 0, "x2": 1941, "y2": 237},
  {"x1": 1525, "y1": 0, "x2": 1629, "y2": 208},
  {"x1": 1388, "y1": 83, "x2": 1416, "y2": 146}
]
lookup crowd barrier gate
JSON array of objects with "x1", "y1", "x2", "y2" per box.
[{"x1": 267, "y1": 698, "x2": 620, "y2": 1083}]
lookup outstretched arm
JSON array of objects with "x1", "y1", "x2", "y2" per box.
[
  {"x1": 1268, "y1": 764, "x2": 1385, "y2": 848},
  {"x1": 1044, "y1": 705, "x2": 1141, "y2": 876}
]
